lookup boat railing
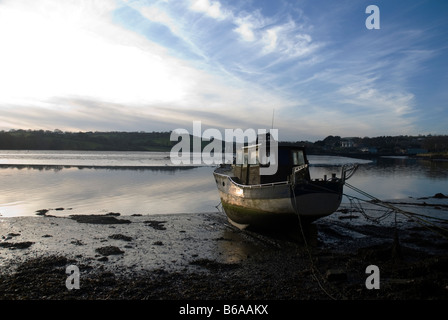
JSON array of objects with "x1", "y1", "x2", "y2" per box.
[
  {"x1": 341, "y1": 164, "x2": 358, "y2": 182},
  {"x1": 292, "y1": 164, "x2": 308, "y2": 173},
  {"x1": 236, "y1": 180, "x2": 290, "y2": 189}
]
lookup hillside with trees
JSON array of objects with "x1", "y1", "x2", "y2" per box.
[
  {"x1": 277, "y1": 134, "x2": 448, "y2": 158},
  {"x1": 0, "y1": 130, "x2": 447, "y2": 158},
  {"x1": 0, "y1": 130, "x2": 175, "y2": 151}
]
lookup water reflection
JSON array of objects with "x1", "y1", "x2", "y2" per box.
[
  {"x1": 0, "y1": 164, "x2": 199, "y2": 173},
  {"x1": 365, "y1": 157, "x2": 448, "y2": 180},
  {"x1": 0, "y1": 165, "x2": 220, "y2": 217},
  {"x1": 0, "y1": 153, "x2": 447, "y2": 217},
  {"x1": 310, "y1": 156, "x2": 448, "y2": 200}
]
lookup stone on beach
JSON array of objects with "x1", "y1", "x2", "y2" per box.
[{"x1": 95, "y1": 246, "x2": 124, "y2": 256}]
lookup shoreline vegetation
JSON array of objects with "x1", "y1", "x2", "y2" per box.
[{"x1": 0, "y1": 130, "x2": 447, "y2": 159}]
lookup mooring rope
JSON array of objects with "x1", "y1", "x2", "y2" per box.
[
  {"x1": 290, "y1": 184, "x2": 343, "y2": 300},
  {"x1": 344, "y1": 182, "x2": 448, "y2": 239},
  {"x1": 302, "y1": 175, "x2": 448, "y2": 238}
]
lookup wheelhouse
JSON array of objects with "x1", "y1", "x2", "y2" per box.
[{"x1": 232, "y1": 144, "x2": 311, "y2": 185}]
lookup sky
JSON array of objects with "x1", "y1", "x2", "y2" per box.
[{"x1": 0, "y1": 0, "x2": 447, "y2": 141}]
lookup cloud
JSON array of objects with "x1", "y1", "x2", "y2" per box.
[
  {"x1": 0, "y1": 0, "x2": 298, "y2": 133},
  {"x1": 233, "y1": 20, "x2": 256, "y2": 42},
  {"x1": 139, "y1": 5, "x2": 180, "y2": 35},
  {"x1": 0, "y1": 0, "x2": 201, "y2": 107},
  {"x1": 189, "y1": 0, "x2": 229, "y2": 20},
  {"x1": 187, "y1": 0, "x2": 320, "y2": 62},
  {"x1": 232, "y1": 12, "x2": 268, "y2": 42},
  {"x1": 0, "y1": 0, "x2": 388, "y2": 140},
  {"x1": 1, "y1": 0, "x2": 445, "y2": 140}
]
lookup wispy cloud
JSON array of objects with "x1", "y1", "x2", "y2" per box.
[
  {"x1": 0, "y1": 0, "x2": 446, "y2": 140},
  {"x1": 233, "y1": 18, "x2": 256, "y2": 42},
  {"x1": 189, "y1": 0, "x2": 229, "y2": 20}
]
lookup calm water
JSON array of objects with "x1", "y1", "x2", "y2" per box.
[{"x1": 0, "y1": 151, "x2": 447, "y2": 217}]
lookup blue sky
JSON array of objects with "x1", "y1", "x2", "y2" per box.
[{"x1": 0, "y1": 0, "x2": 446, "y2": 141}]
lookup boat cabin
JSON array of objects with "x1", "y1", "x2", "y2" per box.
[{"x1": 232, "y1": 144, "x2": 311, "y2": 185}]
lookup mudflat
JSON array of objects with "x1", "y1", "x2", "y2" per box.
[{"x1": 1, "y1": 198, "x2": 448, "y2": 301}]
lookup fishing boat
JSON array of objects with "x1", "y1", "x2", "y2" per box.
[{"x1": 213, "y1": 136, "x2": 357, "y2": 230}]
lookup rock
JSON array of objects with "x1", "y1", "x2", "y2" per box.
[
  {"x1": 70, "y1": 240, "x2": 85, "y2": 246},
  {"x1": 7, "y1": 233, "x2": 21, "y2": 237},
  {"x1": 109, "y1": 234, "x2": 133, "y2": 242},
  {"x1": 144, "y1": 220, "x2": 167, "y2": 230},
  {"x1": 106, "y1": 212, "x2": 121, "y2": 216},
  {"x1": 95, "y1": 246, "x2": 124, "y2": 256},
  {"x1": 35, "y1": 209, "x2": 49, "y2": 216},
  {"x1": 70, "y1": 214, "x2": 131, "y2": 224},
  {"x1": 0, "y1": 241, "x2": 34, "y2": 250},
  {"x1": 434, "y1": 193, "x2": 448, "y2": 199}
]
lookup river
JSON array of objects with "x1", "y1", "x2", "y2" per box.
[{"x1": 0, "y1": 151, "x2": 446, "y2": 217}]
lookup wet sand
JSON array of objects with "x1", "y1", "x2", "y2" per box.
[{"x1": 1, "y1": 197, "x2": 448, "y2": 305}]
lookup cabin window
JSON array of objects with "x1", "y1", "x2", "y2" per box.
[
  {"x1": 236, "y1": 147, "x2": 259, "y2": 166},
  {"x1": 236, "y1": 149, "x2": 245, "y2": 165},
  {"x1": 248, "y1": 148, "x2": 258, "y2": 165},
  {"x1": 292, "y1": 150, "x2": 305, "y2": 166}
]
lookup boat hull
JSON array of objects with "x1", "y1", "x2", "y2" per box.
[{"x1": 214, "y1": 171, "x2": 343, "y2": 229}]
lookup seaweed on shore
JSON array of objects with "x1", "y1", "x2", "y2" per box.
[
  {"x1": 0, "y1": 241, "x2": 34, "y2": 250},
  {"x1": 95, "y1": 246, "x2": 125, "y2": 256},
  {"x1": 144, "y1": 220, "x2": 167, "y2": 230},
  {"x1": 70, "y1": 214, "x2": 131, "y2": 224}
]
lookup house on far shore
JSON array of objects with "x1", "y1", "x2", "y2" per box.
[{"x1": 340, "y1": 138, "x2": 355, "y2": 148}]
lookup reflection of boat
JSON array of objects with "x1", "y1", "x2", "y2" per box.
[{"x1": 213, "y1": 138, "x2": 357, "y2": 230}]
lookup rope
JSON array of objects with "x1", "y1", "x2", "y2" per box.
[
  {"x1": 345, "y1": 194, "x2": 395, "y2": 223},
  {"x1": 301, "y1": 177, "x2": 448, "y2": 238},
  {"x1": 290, "y1": 184, "x2": 342, "y2": 300},
  {"x1": 344, "y1": 183, "x2": 448, "y2": 239}
]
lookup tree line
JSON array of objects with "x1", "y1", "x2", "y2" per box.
[
  {"x1": 0, "y1": 130, "x2": 176, "y2": 151},
  {"x1": 306, "y1": 134, "x2": 448, "y2": 154},
  {"x1": 0, "y1": 129, "x2": 447, "y2": 154}
]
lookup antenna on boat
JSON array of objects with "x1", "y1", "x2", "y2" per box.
[{"x1": 271, "y1": 108, "x2": 275, "y2": 129}]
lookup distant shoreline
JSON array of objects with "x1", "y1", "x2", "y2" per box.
[{"x1": 1, "y1": 130, "x2": 447, "y2": 157}]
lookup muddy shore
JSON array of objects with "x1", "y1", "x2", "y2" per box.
[{"x1": 1, "y1": 197, "x2": 448, "y2": 306}]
